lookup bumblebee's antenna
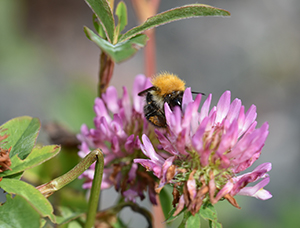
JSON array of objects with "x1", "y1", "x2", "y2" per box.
[{"x1": 191, "y1": 91, "x2": 206, "y2": 96}]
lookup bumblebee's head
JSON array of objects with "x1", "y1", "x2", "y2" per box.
[{"x1": 151, "y1": 73, "x2": 185, "y2": 96}]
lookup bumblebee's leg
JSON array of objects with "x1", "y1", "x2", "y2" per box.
[
  {"x1": 148, "y1": 115, "x2": 167, "y2": 128},
  {"x1": 144, "y1": 106, "x2": 167, "y2": 128}
]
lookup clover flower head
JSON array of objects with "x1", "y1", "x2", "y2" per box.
[
  {"x1": 77, "y1": 75, "x2": 157, "y2": 204},
  {"x1": 134, "y1": 88, "x2": 272, "y2": 215}
]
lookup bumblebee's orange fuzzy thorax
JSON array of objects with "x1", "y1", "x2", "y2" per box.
[{"x1": 151, "y1": 73, "x2": 185, "y2": 96}]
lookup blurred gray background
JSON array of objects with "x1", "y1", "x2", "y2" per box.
[{"x1": 1, "y1": 0, "x2": 300, "y2": 227}]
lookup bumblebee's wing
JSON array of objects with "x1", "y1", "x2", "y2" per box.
[{"x1": 138, "y1": 86, "x2": 156, "y2": 96}]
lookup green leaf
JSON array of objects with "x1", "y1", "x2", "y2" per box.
[
  {"x1": 199, "y1": 204, "x2": 217, "y2": 221},
  {"x1": 5, "y1": 172, "x2": 23, "y2": 179},
  {"x1": 55, "y1": 206, "x2": 84, "y2": 225},
  {"x1": 120, "y1": 4, "x2": 230, "y2": 42},
  {"x1": 40, "y1": 218, "x2": 46, "y2": 227},
  {"x1": 200, "y1": 204, "x2": 222, "y2": 228},
  {"x1": 0, "y1": 195, "x2": 41, "y2": 228},
  {"x1": 186, "y1": 212, "x2": 201, "y2": 228},
  {"x1": 85, "y1": 0, "x2": 115, "y2": 42},
  {"x1": 0, "y1": 178, "x2": 55, "y2": 222},
  {"x1": 0, "y1": 145, "x2": 60, "y2": 178},
  {"x1": 68, "y1": 220, "x2": 83, "y2": 228},
  {"x1": 115, "y1": 1, "x2": 127, "y2": 38},
  {"x1": 165, "y1": 207, "x2": 185, "y2": 223},
  {"x1": 0, "y1": 116, "x2": 40, "y2": 159},
  {"x1": 84, "y1": 26, "x2": 148, "y2": 63},
  {"x1": 93, "y1": 14, "x2": 106, "y2": 39},
  {"x1": 209, "y1": 221, "x2": 222, "y2": 228},
  {"x1": 159, "y1": 187, "x2": 172, "y2": 220}
]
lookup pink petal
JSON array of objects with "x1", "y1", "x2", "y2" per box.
[
  {"x1": 127, "y1": 163, "x2": 138, "y2": 183},
  {"x1": 155, "y1": 130, "x2": 178, "y2": 155},
  {"x1": 199, "y1": 94, "x2": 212, "y2": 122},
  {"x1": 192, "y1": 117, "x2": 208, "y2": 152},
  {"x1": 215, "y1": 91, "x2": 231, "y2": 124},
  {"x1": 134, "y1": 159, "x2": 162, "y2": 178},
  {"x1": 125, "y1": 134, "x2": 135, "y2": 153},
  {"x1": 133, "y1": 74, "x2": 151, "y2": 113},
  {"x1": 187, "y1": 175, "x2": 197, "y2": 199},
  {"x1": 173, "y1": 195, "x2": 185, "y2": 217},
  {"x1": 165, "y1": 103, "x2": 182, "y2": 134},
  {"x1": 230, "y1": 163, "x2": 271, "y2": 195},
  {"x1": 102, "y1": 86, "x2": 120, "y2": 113},
  {"x1": 183, "y1": 93, "x2": 201, "y2": 134},
  {"x1": 141, "y1": 134, "x2": 165, "y2": 165},
  {"x1": 182, "y1": 87, "x2": 193, "y2": 112},
  {"x1": 94, "y1": 98, "x2": 111, "y2": 123},
  {"x1": 226, "y1": 98, "x2": 241, "y2": 123},
  {"x1": 121, "y1": 86, "x2": 132, "y2": 121},
  {"x1": 231, "y1": 122, "x2": 269, "y2": 164},
  {"x1": 159, "y1": 156, "x2": 176, "y2": 187},
  {"x1": 237, "y1": 177, "x2": 272, "y2": 200},
  {"x1": 239, "y1": 105, "x2": 257, "y2": 137},
  {"x1": 214, "y1": 181, "x2": 234, "y2": 202},
  {"x1": 217, "y1": 119, "x2": 239, "y2": 156}
]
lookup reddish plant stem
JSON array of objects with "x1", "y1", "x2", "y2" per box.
[
  {"x1": 131, "y1": 0, "x2": 160, "y2": 78},
  {"x1": 144, "y1": 29, "x2": 156, "y2": 78},
  {"x1": 98, "y1": 52, "x2": 115, "y2": 97}
]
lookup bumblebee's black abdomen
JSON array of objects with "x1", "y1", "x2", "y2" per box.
[{"x1": 144, "y1": 93, "x2": 167, "y2": 128}]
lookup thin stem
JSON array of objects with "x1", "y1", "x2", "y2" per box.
[
  {"x1": 98, "y1": 52, "x2": 115, "y2": 97},
  {"x1": 144, "y1": 29, "x2": 156, "y2": 78},
  {"x1": 84, "y1": 149, "x2": 104, "y2": 228},
  {"x1": 131, "y1": 0, "x2": 160, "y2": 78},
  {"x1": 36, "y1": 149, "x2": 102, "y2": 198}
]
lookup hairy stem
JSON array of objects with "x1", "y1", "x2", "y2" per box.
[
  {"x1": 36, "y1": 149, "x2": 103, "y2": 198},
  {"x1": 84, "y1": 149, "x2": 104, "y2": 228},
  {"x1": 98, "y1": 52, "x2": 115, "y2": 97}
]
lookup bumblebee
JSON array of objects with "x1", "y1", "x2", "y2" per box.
[{"x1": 138, "y1": 73, "x2": 186, "y2": 128}]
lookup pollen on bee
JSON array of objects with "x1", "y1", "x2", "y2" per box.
[
  {"x1": 149, "y1": 116, "x2": 159, "y2": 126},
  {"x1": 151, "y1": 72, "x2": 185, "y2": 96}
]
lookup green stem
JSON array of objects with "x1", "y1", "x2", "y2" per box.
[
  {"x1": 36, "y1": 149, "x2": 103, "y2": 198},
  {"x1": 84, "y1": 149, "x2": 104, "y2": 228}
]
